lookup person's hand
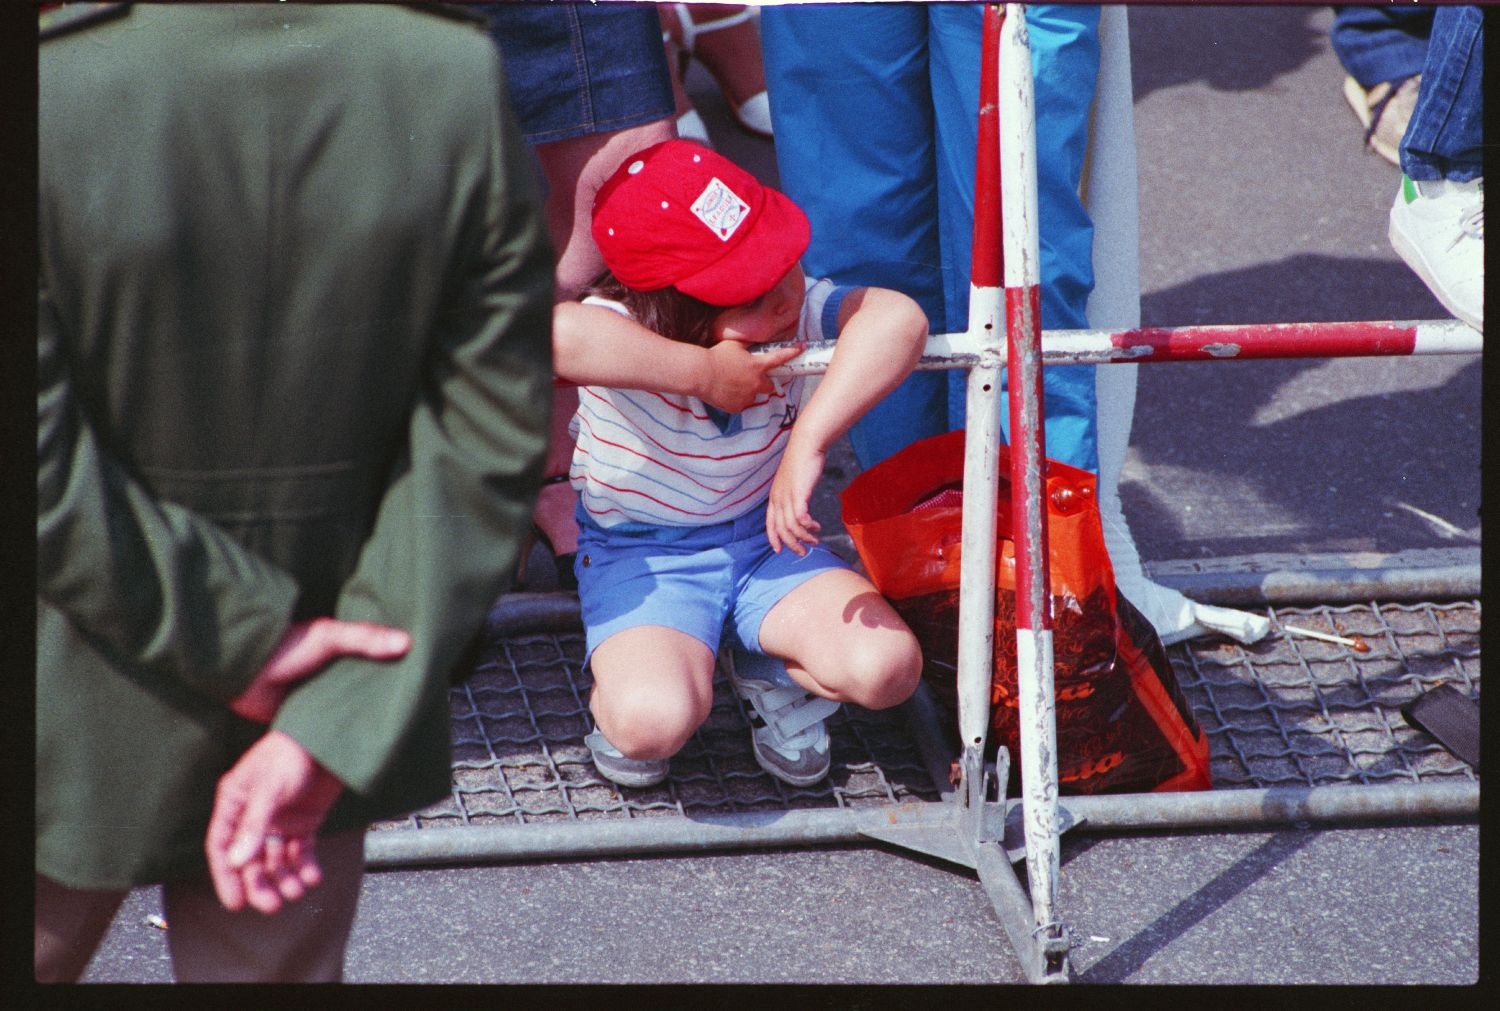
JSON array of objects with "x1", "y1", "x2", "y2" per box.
[
  {"x1": 206, "y1": 730, "x2": 345, "y2": 915},
  {"x1": 766, "y1": 438, "x2": 825, "y2": 556},
  {"x1": 230, "y1": 617, "x2": 410, "y2": 723},
  {"x1": 701, "y1": 340, "x2": 803, "y2": 413}
]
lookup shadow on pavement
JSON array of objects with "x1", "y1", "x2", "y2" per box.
[
  {"x1": 1141, "y1": 253, "x2": 1449, "y2": 328},
  {"x1": 1130, "y1": 5, "x2": 1327, "y2": 102},
  {"x1": 1124, "y1": 254, "x2": 1479, "y2": 560},
  {"x1": 1077, "y1": 828, "x2": 1317, "y2": 982}
]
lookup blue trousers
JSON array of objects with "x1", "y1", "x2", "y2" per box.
[
  {"x1": 1330, "y1": 5, "x2": 1433, "y2": 87},
  {"x1": 482, "y1": 2, "x2": 672, "y2": 145},
  {"x1": 761, "y1": 4, "x2": 1101, "y2": 472},
  {"x1": 1331, "y1": 5, "x2": 1483, "y2": 182},
  {"x1": 1402, "y1": 6, "x2": 1483, "y2": 182}
]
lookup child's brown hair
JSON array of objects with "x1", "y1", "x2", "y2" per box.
[{"x1": 583, "y1": 270, "x2": 724, "y2": 349}]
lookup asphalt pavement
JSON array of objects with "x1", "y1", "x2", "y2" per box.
[{"x1": 77, "y1": 4, "x2": 1481, "y2": 987}]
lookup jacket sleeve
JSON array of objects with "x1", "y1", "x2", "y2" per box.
[
  {"x1": 36, "y1": 275, "x2": 301, "y2": 704},
  {"x1": 269, "y1": 62, "x2": 554, "y2": 798}
]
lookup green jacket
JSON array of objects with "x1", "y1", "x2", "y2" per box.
[{"x1": 37, "y1": 4, "x2": 553, "y2": 888}]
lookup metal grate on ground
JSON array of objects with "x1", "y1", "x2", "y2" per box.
[
  {"x1": 371, "y1": 598, "x2": 1478, "y2": 834},
  {"x1": 371, "y1": 629, "x2": 942, "y2": 833},
  {"x1": 1174, "y1": 600, "x2": 1480, "y2": 789}
]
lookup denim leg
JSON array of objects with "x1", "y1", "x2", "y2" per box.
[
  {"x1": 1329, "y1": 5, "x2": 1434, "y2": 88},
  {"x1": 934, "y1": 4, "x2": 1101, "y2": 473},
  {"x1": 1019, "y1": 5, "x2": 1100, "y2": 475},
  {"x1": 762, "y1": 3, "x2": 952, "y2": 467},
  {"x1": 763, "y1": 3, "x2": 1100, "y2": 472},
  {"x1": 483, "y1": 2, "x2": 673, "y2": 144},
  {"x1": 1399, "y1": 5, "x2": 1484, "y2": 182}
]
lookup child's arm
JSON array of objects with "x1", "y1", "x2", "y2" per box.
[
  {"x1": 553, "y1": 301, "x2": 802, "y2": 413},
  {"x1": 767, "y1": 286, "x2": 928, "y2": 554}
]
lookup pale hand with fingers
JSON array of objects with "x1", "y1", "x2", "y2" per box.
[
  {"x1": 206, "y1": 730, "x2": 344, "y2": 915},
  {"x1": 230, "y1": 617, "x2": 411, "y2": 723},
  {"x1": 766, "y1": 442, "x2": 825, "y2": 556},
  {"x1": 701, "y1": 339, "x2": 802, "y2": 413}
]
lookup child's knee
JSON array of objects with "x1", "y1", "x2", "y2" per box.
[
  {"x1": 832, "y1": 632, "x2": 923, "y2": 710},
  {"x1": 591, "y1": 681, "x2": 710, "y2": 759},
  {"x1": 872, "y1": 632, "x2": 924, "y2": 708}
]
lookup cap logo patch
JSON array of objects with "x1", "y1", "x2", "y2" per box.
[{"x1": 690, "y1": 177, "x2": 750, "y2": 242}]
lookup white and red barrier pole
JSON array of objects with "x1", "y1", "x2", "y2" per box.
[
  {"x1": 996, "y1": 3, "x2": 1066, "y2": 958},
  {"x1": 762, "y1": 317, "x2": 1481, "y2": 379},
  {"x1": 954, "y1": 4, "x2": 1006, "y2": 853},
  {"x1": 1041, "y1": 318, "x2": 1481, "y2": 362}
]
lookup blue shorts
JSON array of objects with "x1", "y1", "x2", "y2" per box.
[
  {"x1": 484, "y1": 2, "x2": 674, "y2": 145},
  {"x1": 574, "y1": 506, "x2": 851, "y2": 663}
]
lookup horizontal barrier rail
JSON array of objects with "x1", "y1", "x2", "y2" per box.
[
  {"x1": 1151, "y1": 551, "x2": 1481, "y2": 606},
  {"x1": 764, "y1": 318, "x2": 1480, "y2": 377},
  {"x1": 366, "y1": 780, "x2": 1478, "y2": 868}
]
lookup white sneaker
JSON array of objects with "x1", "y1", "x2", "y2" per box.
[{"x1": 1388, "y1": 174, "x2": 1484, "y2": 330}]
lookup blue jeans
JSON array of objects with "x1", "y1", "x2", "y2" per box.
[
  {"x1": 1401, "y1": 5, "x2": 1483, "y2": 182},
  {"x1": 482, "y1": 2, "x2": 672, "y2": 145},
  {"x1": 761, "y1": 4, "x2": 1100, "y2": 473},
  {"x1": 1331, "y1": 5, "x2": 1483, "y2": 182},
  {"x1": 1330, "y1": 5, "x2": 1432, "y2": 87}
]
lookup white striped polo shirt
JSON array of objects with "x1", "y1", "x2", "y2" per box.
[{"x1": 569, "y1": 276, "x2": 850, "y2": 530}]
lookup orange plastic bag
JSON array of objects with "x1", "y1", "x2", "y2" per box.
[{"x1": 842, "y1": 430, "x2": 1210, "y2": 795}]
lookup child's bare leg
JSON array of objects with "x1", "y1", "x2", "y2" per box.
[
  {"x1": 756, "y1": 569, "x2": 922, "y2": 710},
  {"x1": 529, "y1": 119, "x2": 676, "y2": 565},
  {"x1": 589, "y1": 626, "x2": 717, "y2": 759}
]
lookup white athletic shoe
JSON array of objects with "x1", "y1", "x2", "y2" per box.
[{"x1": 1389, "y1": 174, "x2": 1484, "y2": 331}]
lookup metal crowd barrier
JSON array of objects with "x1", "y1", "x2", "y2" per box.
[{"x1": 367, "y1": 5, "x2": 1480, "y2": 984}]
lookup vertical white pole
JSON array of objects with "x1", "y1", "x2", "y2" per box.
[
  {"x1": 956, "y1": 2, "x2": 1007, "y2": 832},
  {"x1": 999, "y1": 3, "x2": 1062, "y2": 938}
]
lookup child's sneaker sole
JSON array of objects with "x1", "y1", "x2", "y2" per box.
[{"x1": 584, "y1": 728, "x2": 670, "y2": 789}]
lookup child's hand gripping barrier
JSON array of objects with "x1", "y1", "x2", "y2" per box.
[{"x1": 841, "y1": 429, "x2": 1211, "y2": 795}]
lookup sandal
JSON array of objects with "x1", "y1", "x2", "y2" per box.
[
  {"x1": 1342, "y1": 73, "x2": 1420, "y2": 168},
  {"x1": 662, "y1": 3, "x2": 773, "y2": 138}
]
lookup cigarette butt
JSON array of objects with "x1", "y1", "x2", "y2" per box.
[
  {"x1": 1282, "y1": 625, "x2": 1370, "y2": 651},
  {"x1": 145, "y1": 914, "x2": 168, "y2": 930}
]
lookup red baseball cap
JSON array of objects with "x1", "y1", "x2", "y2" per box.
[{"x1": 591, "y1": 140, "x2": 810, "y2": 307}]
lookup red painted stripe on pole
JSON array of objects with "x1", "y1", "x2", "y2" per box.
[
  {"x1": 1104, "y1": 321, "x2": 1421, "y2": 360},
  {"x1": 1006, "y1": 283, "x2": 1050, "y2": 632},
  {"x1": 971, "y1": 5, "x2": 1003, "y2": 289}
]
